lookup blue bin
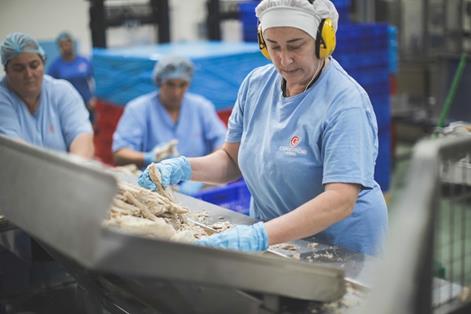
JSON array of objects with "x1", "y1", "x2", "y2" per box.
[
  {"x1": 332, "y1": 0, "x2": 351, "y2": 7},
  {"x1": 375, "y1": 127, "x2": 392, "y2": 192},
  {"x1": 193, "y1": 180, "x2": 251, "y2": 215},
  {"x1": 239, "y1": 2, "x2": 259, "y2": 42}
]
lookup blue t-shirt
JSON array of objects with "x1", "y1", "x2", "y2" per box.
[
  {"x1": 112, "y1": 91, "x2": 226, "y2": 158},
  {"x1": 48, "y1": 55, "x2": 93, "y2": 104},
  {"x1": 226, "y1": 58, "x2": 388, "y2": 255},
  {"x1": 0, "y1": 75, "x2": 93, "y2": 152}
]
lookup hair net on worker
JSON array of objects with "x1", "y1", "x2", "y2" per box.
[
  {"x1": 56, "y1": 31, "x2": 73, "y2": 45},
  {"x1": 152, "y1": 55, "x2": 194, "y2": 85},
  {"x1": 0, "y1": 32, "x2": 46, "y2": 67},
  {"x1": 255, "y1": 0, "x2": 339, "y2": 40}
]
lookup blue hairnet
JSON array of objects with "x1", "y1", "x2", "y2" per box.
[
  {"x1": 152, "y1": 55, "x2": 194, "y2": 84},
  {"x1": 56, "y1": 31, "x2": 73, "y2": 45},
  {"x1": 1, "y1": 32, "x2": 46, "y2": 67}
]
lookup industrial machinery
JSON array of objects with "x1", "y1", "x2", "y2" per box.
[
  {"x1": 1, "y1": 133, "x2": 469, "y2": 313},
  {"x1": 0, "y1": 136, "x2": 372, "y2": 313},
  {"x1": 357, "y1": 134, "x2": 471, "y2": 314},
  {"x1": 88, "y1": 0, "x2": 170, "y2": 48}
]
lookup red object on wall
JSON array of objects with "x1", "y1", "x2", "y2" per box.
[
  {"x1": 93, "y1": 100, "x2": 124, "y2": 165},
  {"x1": 389, "y1": 74, "x2": 397, "y2": 95},
  {"x1": 217, "y1": 108, "x2": 232, "y2": 126}
]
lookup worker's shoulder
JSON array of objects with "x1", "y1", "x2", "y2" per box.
[
  {"x1": 326, "y1": 59, "x2": 368, "y2": 97},
  {"x1": 74, "y1": 55, "x2": 91, "y2": 63},
  {"x1": 184, "y1": 92, "x2": 215, "y2": 110},
  {"x1": 0, "y1": 77, "x2": 9, "y2": 96},
  {"x1": 42, "y1": 75, "x2": 78, "y2": 94},
  {"x1": 246, "y1": 63, "x2": 277, "y2": 82},
  {"x1": 126, "y1": 91, "x2": 157, "y2": 110}
]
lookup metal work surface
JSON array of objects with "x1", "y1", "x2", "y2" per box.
[
  {"x1": 0, "y1": 136, "x2": 117, "y2": 265},
  {"x1": 0, "y1": 136, "x2": 370, "y2": 313}
]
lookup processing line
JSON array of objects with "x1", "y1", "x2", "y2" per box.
[{"x1": 0, "y1": 135, "x2": 373, "y2": 313}]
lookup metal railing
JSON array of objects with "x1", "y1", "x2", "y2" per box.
[{"x1": 356, "y1": 135, "x2": 471, "y2": 314}]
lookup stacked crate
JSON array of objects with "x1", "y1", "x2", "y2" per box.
[
  {"x1": 335, "y1": 23, "x2": 394, "y2": 191},
  {"x1": 238, "y1": 0, "x2": 396, "y2": 191}
]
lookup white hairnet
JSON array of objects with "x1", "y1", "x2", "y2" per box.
[
  {"x1": 56, "y1": 31, "x2": 73, "y2": 45},
  {"x1": 1, "y1": 32, "x2": 46, "y2": 67},
  {"x1": 152, "y1": 55, "x2": 194, "y2": 85},
  {"x1": 255, "y1": 0, "x2": 339, "y2": 40}
]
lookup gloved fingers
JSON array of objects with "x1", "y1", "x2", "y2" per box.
[
  {"x1": 197, "y1": 232, "x2": 237, "y2": 250},
  {"x1": 156, "y1": 163, "x2": 172, "y2": 187},
  {"x1": 196, "y1": 222, "x2": 268, "y2": 252},
  {"x1": 158, "y1": 156, "x2": 192, "y2": 186},
  {"x1": 137, "y1": 167, "x2": 157, "y2": 191},
  {"x1": 153, "y1": 139, "x2": 179, "y2": 162},
  {"x1": 177, "y1": 181, "x2": 204, "y2": 195}
]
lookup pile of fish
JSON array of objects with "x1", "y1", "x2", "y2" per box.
[{"x1": 104, "y1": 165, "x2": 209, "y2": 242}]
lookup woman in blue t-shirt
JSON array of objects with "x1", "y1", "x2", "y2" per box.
[
  {"x1": 138, "y1": 0, "x2": 388, "y2": 256},
  {"x1": 0, "y1": 32, "x2": 94, "y2": 158},
  {"x1": 48, "y1": 32, "x2": 95, "y2": 123}
]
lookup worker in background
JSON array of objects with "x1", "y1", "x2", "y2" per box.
[
  {"x1": 48, "y1": 31, "x2": 95, "y2": 124},
  {"x1": 139, "y1": 0, "x2": 388, "y2": 256},
  {"x1": 0, "y1": 32, "x2": 94, "y2": 159},
  {"x1": 113, "y1": 54, "x2": 226, "y2": 193},
  {"x1": 0, "y1": 32, "x2": 93, "y2": 304}
]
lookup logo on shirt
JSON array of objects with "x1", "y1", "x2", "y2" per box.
[
  {"x1": 48, "y1": 123, "x2": 55, "y2": 133},
  {"x1": 290, "y1": 135, "x2": 300, "y2": 147},
  {"x1": 279, "y1": 135, "x2": 307, "y2": 156},
  {"x1": 78, "y1": 62, "x2": 87, "y2": 73}
]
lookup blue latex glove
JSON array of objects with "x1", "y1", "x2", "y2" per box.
[
  {"x1": 143, "y1": 141, "x2": 178, "y2": 166},
  {"x1": 138, "y1": 156, "x2": 191, "y2": 191},
  {"x1": 197, "y1": 222, "x2": 269, "y2": 252},
  {"x1": 178, "y1": 180, "x2": 204, "y2": 195}
]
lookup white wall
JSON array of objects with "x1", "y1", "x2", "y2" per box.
[
  {"x1": 0, "y1": 0, "x2": 242, "y2": 76},
  {"x1": 0, "y1": 0, "x2": 91, "y2": 54},
  {"x1": 0, "y1": 0, "x2": 231, "y2": 53},
  {"x1": 400, "y1": 0, "x2": 422, "y2": 56}
]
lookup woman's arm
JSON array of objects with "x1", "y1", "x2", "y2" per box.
[
  {"x1": 265, "y1": 183, "x2": 360, "y2": 245},
  {"x1": 189, "y1": 142, "x2": 241, "y2": 185},
  {"x1": 114, "y1": 148, "x2": 146, "y2": 167},
  {"x1": 70, "y1": 133, "x2": 94, "y2": 159}
]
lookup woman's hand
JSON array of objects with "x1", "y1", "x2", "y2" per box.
[
  {"x1": 197, "y1": 222, "x2": 269, "y2": 252},
  {"x1": 138, "y1": 156, "x2": 191, "y2": 191}
]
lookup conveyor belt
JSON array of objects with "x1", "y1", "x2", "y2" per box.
[{"x1": 0, "y1": 135, "x2": 361, "y2": 313}]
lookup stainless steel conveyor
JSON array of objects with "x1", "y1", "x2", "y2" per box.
[{"x1": 0, "y1": 135, "x2": 373, "y2": 313}]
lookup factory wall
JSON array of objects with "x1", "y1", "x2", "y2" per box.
[{"x1": 0, "y1": 0, "x2": 215, "y2": 75}]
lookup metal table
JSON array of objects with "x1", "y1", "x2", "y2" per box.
[{"x1": 0, "y1": 135, "x2": 373, "y2": 313}]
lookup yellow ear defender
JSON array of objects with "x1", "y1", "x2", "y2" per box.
[
  {"x1": 315, "y1": 18, "x2": 336, "y2": 59},
  {"x1": 257, "y1": 24, "x2": 271, "y2": 60},
  {"x1": 257, "y1": 17, "x2": 336, "y2": 60}
]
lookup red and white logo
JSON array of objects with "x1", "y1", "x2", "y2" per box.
[
  {"x1": 280, "y1": 135, "x2": 306, "y2": 156},
  {"x1": 290, "y1": 135, "x2": 300, "y2": 147}
]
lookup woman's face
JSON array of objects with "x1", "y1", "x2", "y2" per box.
[
  {"x1": 264, "y1": 27, "x2": 321, "y2": 88},
  {"x1": 5, "y1": 52, "x2": 44, "y2": 101},
  {"x1": 59, "y1": 39, "x2": 74, "y2": 56},
  {"x1": 159, "y1": 79, "x2": 189, "y2": 110}
]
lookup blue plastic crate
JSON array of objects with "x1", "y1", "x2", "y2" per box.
[
  {"x1": 332, "y1": 0, "x2": 351, "y2": 8},
  {"x1": 239, "y1": 2, "x2": 258, "y2": 42},
  {"x1": 388, "y1": 25, "x2": 398, "y2": 74},
  {"x1": 194, "y1": 180, "x2": 251, "y2": 215},
  {"x1": 375, "y1": 127, "x2": 392, "y2": 192}
]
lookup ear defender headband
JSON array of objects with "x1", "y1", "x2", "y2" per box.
[{"x1": 257, "y1": 2, "x2": 337, "y2": 60}]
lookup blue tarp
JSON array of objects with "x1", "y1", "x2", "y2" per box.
[{"x1": 92, "y1": 41, "x2": 269, "y2": 109}]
